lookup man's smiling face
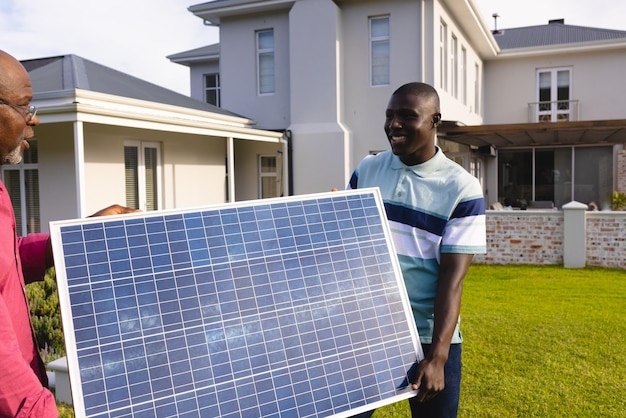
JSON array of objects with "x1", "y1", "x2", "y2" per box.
[{"x1": 384, "y1": 91, "x2": 438, "y2": 166}]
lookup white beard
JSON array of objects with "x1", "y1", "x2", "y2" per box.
[{"x1": 2, "y1": 143, "x2": 24, "y2": 165}]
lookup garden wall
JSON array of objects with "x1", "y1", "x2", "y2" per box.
[{"x1": 474, "y1": 206, "x2": 626, "y2": 269}]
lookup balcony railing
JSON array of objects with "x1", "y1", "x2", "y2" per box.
[{"x1": 528, "y1": 100, "x2": 579, "y2": 123}]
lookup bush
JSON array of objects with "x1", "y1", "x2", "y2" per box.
[
  {"x1": 612, "y1": 190, "x2": 626, "y2": 210},
  {"x1": 26, "y1": 268, "x2": 65, "y2": 363}
]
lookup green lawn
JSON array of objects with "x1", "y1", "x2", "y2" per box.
[
  {"x1": 372, "y1": 264, "x2": 626, "y2": 417},
  {"x1": 58, "y1": 265, "x2": 626, "y2": 417}
]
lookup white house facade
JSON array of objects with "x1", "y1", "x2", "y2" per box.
[
  {"x1": 442, "y1": 19, "x2": 626, "y2": 210},
  {"x1": 171, "y1": 0, "x2": 626, "y2": 210},
  {"x1": 172, "y1": 0, "x2": 497, "y2": 195}
]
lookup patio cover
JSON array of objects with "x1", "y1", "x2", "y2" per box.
[{"x1": 438, "y1": 119, "x2": 626, "y2": 148}]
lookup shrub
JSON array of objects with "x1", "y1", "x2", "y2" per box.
[
  {"x1": 612, "y1": 190, "x2": 626, "y2": 210},
  {"x1": 26, "y1": 268, "x2": 65, "y2": 363}
]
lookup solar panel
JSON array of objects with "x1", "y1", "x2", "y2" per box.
[{"x1": 50, "y1": 188, "x2": 423, "y2": 417}]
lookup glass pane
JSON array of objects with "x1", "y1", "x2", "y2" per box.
[
  {"x1": 204, "y1": 74, "x2": 217, "y2": 88},
  {"x1": 205, "y1": 90, "x2": 217, "y2": 106},
  {"x1": 24, "y1": 169, "x2": 40, "y2": 233},
  {"x1": 144, "y1": 147, "x2": 158, "y2": 211},
  {"x1": 498, "y1": 149, "x2": 532, "y2": 207},
  {"x1": 261, "y1": 177, "x2": 278, "y2": 199},
  {"x1": 371, "y1": 40, "x2": 390, "y2": 85},
  {"x1": 574, "y1": 147, "x2": 612, "y2": 210},
  {"x1": 557, "y1": 70, "x2": 570, "y2": 87},
  {"x1": 535, "y1": 148, "x2": 572, "y2": 207},
  {"x1": 258, "y1": 31, "x2": 274, "y2": 50},
  {"x1": 371, "y1": 17, "x2": 389, "y2": 37},
  {"x1": 3, "y1": 170, "x2": 22, "y2": 234},
  {"x1": 259, "y1": 52, "x2": 275, "y2": 94},
  {"x1": 261, "y1": 156, "x2": 276, "y2": 173},
  {"x1": 124, "y1": 146, "x2": 139, "y2": 210},
  {"x1": 556, "y1": 70, "x2": 570, "y2": 103}
]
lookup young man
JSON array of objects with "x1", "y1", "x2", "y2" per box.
[
  {"x1": 349, "y1": 82, "x2": 486, "y2": 417},
  {"x1": 0, "y1": 49, "x2": 136, "y2": 417}
]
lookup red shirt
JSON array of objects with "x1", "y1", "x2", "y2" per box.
[{"x1": 0, "y1": 181, "x2": 58, "y2": 417}]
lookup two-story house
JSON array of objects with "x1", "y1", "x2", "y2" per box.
[
  {"x1": 170, "y1": 0, "x2": 626, "y2": 210},
  {"x1": 169, "y1": 0, "x2": 497, "y2": 196},
  {"x1": 441, "y1": 18, "x2": 626, "y2": 210}
]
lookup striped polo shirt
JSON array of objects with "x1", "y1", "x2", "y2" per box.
[{"x1": 348, "y1": 147, "x2": 486, "y2": 343}]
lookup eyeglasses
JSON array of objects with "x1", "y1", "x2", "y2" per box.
[{"x1": 0, "y1": 99, "x2": 38, "y2": 121}]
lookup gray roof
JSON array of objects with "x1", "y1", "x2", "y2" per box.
[
  {"x1": 22, "y1": 54, "x2": 239, "y2": 117},
  {"x1": 167, "y1": 43, "x2": 220, "y2": 64},
  {"x1": 493, "y1": 19, "x2": 626, "y2": 50}
]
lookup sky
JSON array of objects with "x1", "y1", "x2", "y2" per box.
[{"x1": 1, "y1": 0, "x2": 626, "y2": 97}]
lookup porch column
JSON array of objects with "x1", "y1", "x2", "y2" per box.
[
  {"x1": 562, "y1": 201, "x2": 588, "y2": 268},
  {"x1": 73, "y1": 121, "x2": 86, "y2": 217}
]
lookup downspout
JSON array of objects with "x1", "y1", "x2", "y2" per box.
[
  {"x1": 284, "y1": 130, "x2": 293, "y2": 196},
  {"x1": 73, "y1": 121, "x2": 86, "y2": 217}
]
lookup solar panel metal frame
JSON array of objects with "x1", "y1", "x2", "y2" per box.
[{"x1": 51, "y1": 188, "x2": 423, "y2": 417}]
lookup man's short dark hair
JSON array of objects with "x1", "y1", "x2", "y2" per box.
[{"x1": 393, "y1": 82, "x2": 441, "y2": 113}]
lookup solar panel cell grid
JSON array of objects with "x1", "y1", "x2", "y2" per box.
[{"x1": 51, "y1": 189, "x2": 422, "y2": 417}]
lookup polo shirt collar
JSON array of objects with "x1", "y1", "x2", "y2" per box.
[{"x1": 389, "y1": 146, "x2": 444, "y2": 175}]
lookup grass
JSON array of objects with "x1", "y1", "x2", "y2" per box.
[
  {"x1": 372, "y1": 264, "x2": 626, "y2": 417},
  {"x1": 57, "y1": 265, "x2": 626, "y2": 417}
]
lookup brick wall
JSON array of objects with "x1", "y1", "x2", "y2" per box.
[
  {"x1": 474, "y1": 209, "x2": 626, "y2": 269},
  {"x1": 586, "y1": 213, "x2": 626, "y2": 269},
  {"x1": 474, "y1": 211, "x2": 563, "y2": 265}
]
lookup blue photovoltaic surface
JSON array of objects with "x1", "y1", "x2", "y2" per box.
[{"x1": 51, "y1": 189, "x2": 422, "y2": 418}]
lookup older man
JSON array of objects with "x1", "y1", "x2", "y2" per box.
[{"x1": 0, "y1": 49, "x2": 136, "y2": 417}]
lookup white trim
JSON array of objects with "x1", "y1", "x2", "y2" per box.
[
  {"x1": 33, "y1": 90, "x2": 283, "y2": 143},
  {"x1": 256, "y1": 29, "x2": 275, "y2": 95},
  {"x1": 226, "y1": 137, "x2": 235, "y2": 203},
  {"x1": 369, "y1": 15, "x2": 390, "y2": 87},
  {"x1": 258, "y1": 154, "x2": 279, "y2": 198}
]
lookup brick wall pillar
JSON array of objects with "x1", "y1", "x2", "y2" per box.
[
  {"x1": 617, "y1": 149, "x2": 626, "y2": 193},
  {"x1": 562, "y1": 201, "x2": 588, "y2": 268}
]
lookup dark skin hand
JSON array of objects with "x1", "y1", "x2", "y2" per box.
[
  {"x1": 45, "y1": 204, "x2": 140, "y2": 268},
  {"x1": 410, "y1": 252, "x2": 474, "y2": 402}
]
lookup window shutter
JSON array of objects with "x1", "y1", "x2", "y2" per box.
[
  {"x1": 144, "y1": 147, "x2": 158, "y2": 211},
  {"x1": 124, "y1": 146, "x2": 139, "y2": 209}
]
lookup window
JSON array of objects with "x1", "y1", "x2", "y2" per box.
[
  {"x1": 370, "y1": 16, "x2": 390, "y2": 86},
  {"x1": 439, "y1": 21, "x2": 448, "y2": 91},
  {"x1": 537, "y1": 68, "x2": 572, "y2": 122},
  {"x1": 257, "y1": 29, "x2": 275, "y2": 95},
  {"x1": 498, "y1": 146, "x2": 612, "y2": 208},
  {"x1": 1, "y1": 140, "x2": 39, "y2": 235},
  {"x1": 259, "y1": 155, "x2": 280, "y2": 198},
  {"x1": 204, "y1": 73, "x2": 220, "y2": 107},
  {"x1": 125, "y1": 141, "x2": 161, "y2": 211},
  {"x1": 451, "y1": 34, "x2": 458, "y2": 98},
  {"x1": 461, "y1": 47, "x2": 467, "y2": 105}
]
